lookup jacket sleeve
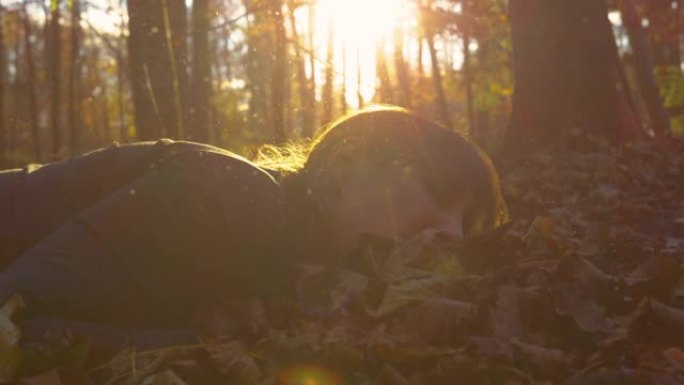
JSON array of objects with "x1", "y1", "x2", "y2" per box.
[
  {"x1": 0, "y1": 140, "x2": 222, "y2": 268},
  {"x1": 0, "y1": 149, "x2": 292, "y2": 327}
]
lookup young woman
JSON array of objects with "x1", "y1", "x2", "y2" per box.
[{"x1": 0, "y1": 106, "x2": 507, "y2": 332}]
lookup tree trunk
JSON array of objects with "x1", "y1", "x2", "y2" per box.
[
  {"x1": 188, "y1": 0, "x2": 211, "y2": 142},
  {"x1": 116, "y1": 49, "x2": 127, "y2": 142},
  {"x1": 68, "y1": 0, "x2": 82, "y2": 155},
  {"x1": 243, "y1": 0, "x2": 270, "y2": 138},
  {"x1": 23, "y1": 3, "x2": 41, "y2": 161},
  {"x1": 375, "y1": 39, "x2": 393, "y2": 103},
  {"x1": 117, "y1": 13, "x2": 128, "y2": 142},
  {"x1": 462, "y1": 1, "x2": 475, "y2": 134},
  {"x1": 417, "y1": 28, "x2": 425, "y2": 78},
  {"x1": 270, "y1": 0, "x2": 287, "y2": 142},
  {"x1": 127, "y1": 0, "x2": 187, "y2": 140},
  {"x1": 287, "y1": 0, "x2": 313, "y2": 137},
  {"x1": 48, "y1": 1, "x2": 62, "y2": 159},
  {"x1": 0, "y1": 7, "x2": 5, "y2": 168},
  {"x1": 420, "y1": 0, "x2": 450, "y2": 126},
  {"x1": 321, "y1": 19, "x2": 334, "y2": 125},
  {"x1": 393, "y1": 27, "x2": 412, "y2": 107},
  {"x1": 472, "y1": 31, "x2": 492, "y2": 148},
  {"x1": 621, "y1": 0, "x2": 670, "y2": 136},
  {"x1": 503, "y1": 0, "x2": 641, "y2": 156},
  {"x1": 102, "y1": 79, "x2": 111, "y2": 144},
  {"x1": 306, "y1": 3, "x2": 317, "y2": 135},
  {"x1": 425, "y1": 32, "x2": 451, "y2": 127},
  {"x1": 340, "y1": 42, "x2": 347, "y2": 114}
]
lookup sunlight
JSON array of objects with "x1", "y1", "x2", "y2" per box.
[
  {"x1": 314, "y1": 0, "x2": 413, "y2": 106},
  {"x1": 315, "y1": 0, "x2": 407, "y2": 48}
]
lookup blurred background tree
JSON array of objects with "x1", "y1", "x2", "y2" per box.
[{"x1": 0, "y1": 0, "x2": 681, "y2": 168}]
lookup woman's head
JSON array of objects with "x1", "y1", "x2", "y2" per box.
[{"x1": 284, "y1": 106, "x2": 507, "y2": 261}]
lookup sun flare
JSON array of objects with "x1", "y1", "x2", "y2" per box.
[
  {"x1": 315, "y1": 0, "x2": 410, "y2": 47},
  {"x1": 313, "y1": 0, "x2": 414, "y2": 105}
]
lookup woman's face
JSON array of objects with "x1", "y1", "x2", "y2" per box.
[{"x1": 321, "y1": 170, "x2": 467, "y2": 253}]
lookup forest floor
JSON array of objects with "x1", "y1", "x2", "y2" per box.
[{"x1": 3, "y1": 135, "x2": 684, "y2": 384}]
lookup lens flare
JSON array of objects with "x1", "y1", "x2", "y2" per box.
[{"x1": 277, "y1": 365, "x2": 342, "y2": 385}]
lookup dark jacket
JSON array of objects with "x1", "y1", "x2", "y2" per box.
[{"x1": 0, "y1": 140, "x2": 292, "y2": 328}]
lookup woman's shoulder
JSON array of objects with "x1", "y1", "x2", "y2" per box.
[
  {"x1": 71, "y1": 138, "x2": 275, "y2": 181},
  {"x1": 146, "y1": 139, "x2": 281, "y2": 184}
]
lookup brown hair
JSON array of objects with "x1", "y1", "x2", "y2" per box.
[{"x1": 279, "y1": 105, "x2": 508, "y2": 237}]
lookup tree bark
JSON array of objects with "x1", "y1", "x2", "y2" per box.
[
  {"x1": 417, "y1": 27, "x2": 425, "y2": 78},
  {"x1": 340, "y1": 43, "x2": 347, "y2": 114},
  {"x1": 188, "y1": 0, "x2": 211, "y2": 142},
  {"x1": 270, "y1": 0, "x2": 287, "y2": 142},
  {"x1": 0, "y1": 7, "x2": 5, "y2": 168},
  {"x1": 461, "y1": 1, "x2": 475, "y2": 134},
  {"x1": 503, "y1": 0, "x2": 641, "y2": 156},
  {"x1": 102, "y1": 78, "x2": 111, "y2": 144},
  {"x1": 23, "y1": 3, "x2": 41, "y2": 161},
  {"x1": 306, "y1": 2, "x2": 317, "y2": 135},
  {"x1": 321, "y1": 20, "x2": 334, "y2": 125},
  {"x1": 48, "y1": 1, "x2": 62, "y2": 159},
  {"x1": 420, "y1": 0, "x2": 450, "y2": 127},
  {"x1": 287, "y1": 0, "x2": 313, "y2": 137},
  {"x1": 393, "y1": 27, "x2": 412, "y2": 107},
  {"x1": 425, "y1": 32, "x2": 451, "y2": 127},
  {"x1": 243, "y1": 0, "x2": 270, "y2": 138},
  {"x1": 375, "y1": 39, "x2": 393, "y2": 103},
  {"x1": 68, "y1": 0, "x2": 82, "y2": 155},
  {"x1": 127, "y1": 0, "x2": 187, "y2": 140}
]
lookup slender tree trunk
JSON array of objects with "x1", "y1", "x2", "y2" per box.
[
  {"x1": 425, "y1": 33, "x2": 451, "y2": 127},
  {"x1": 287, "y1": 0, "x2": 312, "y2": 136},
  {"x1": 116, "y1": 49, "x2": 127, "y2": 142},
  {"x1": 417, "y1": 28, "x2": 425, "y2": 78},
  {"x1": 188, "y1": 0, "x2": 211, "y2": 142},
  {"x1": 127, "y1": 0, "x2": 187, "y2": 140},
  {"x1": 321, "y1": 19, "x2": 334, "y2": 125},
  {"x1": 243, "y1": 0, "x2": 270, "y2": 137},
  {"x1": 306, "y1": 2, "x2": 317, "y2": 135},
  {"x1": 102, "y1": 80, "x2": 111, "y2": 143},
  {"x1": 23, "y1": 4, "x2": 41, "y2": 161},
  {"x1": 462, "y1": 1, "x2": 474, "y2": 134},
  {"x1": 375, "y1": 39, "x2": 393, "y2": 103},
  {"x1": 117, "y1": 13, "x2": 128, "y2": 142},
  {"x1": 472, "y1": 32, "x2": 492, "y2": 147},
  {"x1": 68, "y1": 0, "x2": 81, "y2": 155},
  {"x1": 270, "y1": 0, "x2": 287, "y2": 142},
  {"x1": 393, "y1": 27, "x2": 412, "y2": 107},
  {"x1": 416, "y1": 0, "x2": 426, "y2": 81},
  {"x1": 48, "y1": 1, "x2": 62, "y2": 159},
  {"x1": 9, "y1": 107, "x2": 17, "y2": 165},
  {"x1": 621, "y1": 0, "x2": 670, "y2": 135},
  {"x1": 0, "y1": 7, "x2": 5, "y2": 167},
  {"x1": 340, "y1": 43, "x2": 347, "y2": 114},
  {"x1": 420, "y1": 0, "x2": 450, "y2": 126}
]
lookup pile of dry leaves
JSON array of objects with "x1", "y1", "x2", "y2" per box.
[{"x1": 3, "y1": 136, "x2": 684, "y2": 384}]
